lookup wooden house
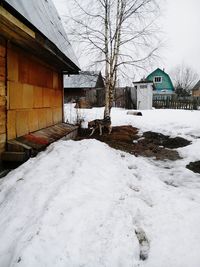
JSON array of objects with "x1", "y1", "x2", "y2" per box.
[
  {"x1": 192, "y1": 80, "x2": 200, "y2": 97},
  {"x1": 64, "y1": 71, "x2": 105, "y2": 107},
  {"x1": 0, "y1": 0, "x2": 79, "y2": 160},
  {"x1": 146, "y1": 68, "x2": 174, "y2": 95}
]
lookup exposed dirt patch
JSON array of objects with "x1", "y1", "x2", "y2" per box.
[
  {"x1": 76, "y1": 125, "x2": 191, "y2": 161},
  {"x1": 143, "y1": 131, "x2": 191, "y2": 149},
  {"x1": 186, "y1": 161, "x2": 200, "y2": 174}
]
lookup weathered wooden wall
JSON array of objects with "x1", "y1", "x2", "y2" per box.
[
  {"x1": 86, "y1": 88, "x2": 105, "y2": 107},
  {"x1": 0, "y1": 37, "x2": 6, "y2": 155},
  {"x1": 64, "y1": 88, "x2": 85, "y2": 103},
  {"x1": 192, "y1": 90, "x2": 200, "y2": 97},
  {"x1": 7, "y1": 43, "x2": 63, "y2": 140}
]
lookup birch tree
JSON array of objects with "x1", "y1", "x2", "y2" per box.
[{"x1": 66, "y1": 0, "x2": 161, "y2": 117}]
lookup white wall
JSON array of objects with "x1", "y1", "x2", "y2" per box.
[{"x1": 137, "y1": 84, "x2": 153, "y2": 110}]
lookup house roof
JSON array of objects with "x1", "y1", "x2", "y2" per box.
[
  {"x1": 2, "y1": 0, "x2": 79, "y2": 69},
  {"x1": 64, "y1": 71, "x2": 104, "y2": 89},
  {"x1": 146, "y1": 68, "x2": 169, "y2": 79},
  {"x1": 192, "y1": 80, "x2": 200, "y2": 91},
  {"x1": 146, "y1": 68, "x2": 174, "y2": 90}
]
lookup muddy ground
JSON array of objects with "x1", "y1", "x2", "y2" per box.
[
  {"x1": 77, "y1": 125, "x2": 191, "y2": 161},
  {"x1": 0, "y1": 125, "x2": 196, "y2": 178},
  {"x1": 186, "y1": 161, "x2": 200, "y2": 174}
]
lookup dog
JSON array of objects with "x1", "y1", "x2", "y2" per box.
[{"x1": 88, "y1": 116, "x2": 112, "y2": 136}]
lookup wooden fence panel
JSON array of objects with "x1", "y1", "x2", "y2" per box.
[{"x1": 153, "y1": 96, "x2": 200, "y2": 110}]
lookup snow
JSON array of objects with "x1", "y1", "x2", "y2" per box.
[
  {"x1": 65, "y1": 103, "x2": 200, "y2": 138},
  {"x1": 0, "y1": 105, "x2": 200, "y2": 267}
]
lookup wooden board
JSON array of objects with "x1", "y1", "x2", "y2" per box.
[
  {"x1": 18, "y1": 52, "x2": 53, "y2": 88},
  {"x1": 0, "y1": 81, "x2": 5, "y2": 96},
  {"x1": 55, "y1": 90, "x2": 62, "y2": 107},
  {"x1": 0, "y1": 110, "x2": 6, "y2": 134},
  {"x1": 46, "y1": 108, "x2": 53, "y2": 127},
  {"x1": 43, "y1": 88, "x2": 51, "y2": 107},
  {"x1": 0, "y1": 133, "x2": 6, "y2": 154},
  {"x1": 22, "y1": 84, "x2": 33, "y2": 109},
  {"x1": 6, "y1": 44, "x2": 64, "y2": 141},
  {"x1": 0, "y1": 38, "x2": 6, "y2": 156},
  {"x1": 0, "y1": 44, "x2": 6, "y2": 58},
  {"x1": 7, "y1": 47, "x2": 19, "y2": 82},
  {"x1": 53, "y1": 108, "x2": 62, "y2": 124},
  {"x1": 16, "y1": 123, "x2": 78, "y2": 152},
  {"x1": 37, "y1": 109, "x2": 47, "y2": 129},
  {"x1": 0, "y1": 56, "x2": 6, "y2": 77},
  {"x1": 16, "y1": 110, "x2": 29, "y2": 137},
  {"x1": 33, "y1": 86, "x2": 43, "y2": 108},
  {"x1": 28, "y1": 109, "x2": 39, "y2": 132},
  {"x1": 7, "y1": 110, "x2": 16, "y2": 140},
  {"x1": 8, "y1": 81, "x2": 23, "y2": 109},
  {"x1": 53, "y1": 71, "x2": 59, "y2": 89}
]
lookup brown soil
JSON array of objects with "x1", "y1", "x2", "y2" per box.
[
  {"x1": 76, "y1": 125, "x2": 191, "y2": 161},
  {"x1": 143, "y1": 131, "x2": 191, "y2": 149},
  {"x1": 186, "y1": 161, "x2": 200, "y2": 174}
]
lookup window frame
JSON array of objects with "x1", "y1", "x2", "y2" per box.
[{"x1": 154, "y1": 76, "x2": 162, "y2": 83}]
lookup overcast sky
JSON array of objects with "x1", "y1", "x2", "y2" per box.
[
  {"x1": 53, "y1": 0, "x2": 200, "y2": 76},
  {"x1": 160, "y1": 0, "x2": 200, "y2": 73}
]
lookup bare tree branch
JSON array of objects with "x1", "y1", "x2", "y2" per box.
[{"x1": 65, "y1": 0, "x2": 161, "y2": 116}]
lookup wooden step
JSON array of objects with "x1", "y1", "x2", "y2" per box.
[
  {"x1": 1, "y1": 123, "x2": 78, "y2": 164},
  {"x1": 7, "y1": 140, "x2": 32, "y2": 153},
  {"x1": 1, "y1": 151, "x2": 29, "y2": 162}
]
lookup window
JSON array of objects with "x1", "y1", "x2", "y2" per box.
[
  {"x1": 154, "y1": 76, "x2": 162, "y2": 83},
  {"x1": 140, "y1": 85, "x2": 147, "y2": 89}
]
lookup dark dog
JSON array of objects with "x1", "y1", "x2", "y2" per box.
[{"x1": 88, "y1": 116, "x2": 112, "y2": 136}]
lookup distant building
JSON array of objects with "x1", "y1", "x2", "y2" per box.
[
  {"x1": 64, "y1": 71, "x2": 105, "y2": 107},
  {"x1": 146, "y1": 68, "x2": 174, "y2": 95},
  {"x1": 114, "y1": 82, "x2": 154, "y2": 110},
  {"x1": 132, "y1": 81, "x2": 154, "y2": 110},
  {"x1": 192, "y1": 80, "x2": 200, "y2": 97},
  {"x1": 114, "y1": 87, "x2": 126, "y2": 108}
]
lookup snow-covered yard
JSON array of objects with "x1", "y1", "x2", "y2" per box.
[{"x1": 0, "y1": 105, "x2": 200, "y2": 267}]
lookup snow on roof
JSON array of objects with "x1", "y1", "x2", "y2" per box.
[
  {"x1": 64, "y1": 71, "x2": 103, "y2": 88},
  {"x1": 4, "y1": 0, "x2": 79, "y2": 68},
  {"x1": 192, "y1": 80, "x2": 200, "y2": 91}
]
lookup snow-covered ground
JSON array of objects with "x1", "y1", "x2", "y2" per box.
[{"x1": 0, "y1": 105, "x2": 200, "y2": 267}]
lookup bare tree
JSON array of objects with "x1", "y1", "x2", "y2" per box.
[
  {"x1": 170, "y1": 64, "x2": 199, "y2": 96},
  {"x1": 66, "y1": 0, "x2": 161, "y2": 117}
]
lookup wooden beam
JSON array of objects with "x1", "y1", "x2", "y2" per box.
[{"x1": 0, "y1": 6, "x2": 35, "y2": 38}]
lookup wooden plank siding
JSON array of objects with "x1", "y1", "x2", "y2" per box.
[
  {"x1": 7, "y1": 43, "x2": 63, "y2": 140},
  {"x1": 0, "y1": 36, "x2": 6, "y2": 156}
]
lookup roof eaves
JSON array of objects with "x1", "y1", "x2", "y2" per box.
[{"x1": 1, "y1": 0, "x2": 80, "y2": 72}]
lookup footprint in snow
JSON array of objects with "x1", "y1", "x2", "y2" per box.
[
  {"x1": 128, "y1": 165, "x2": 137, "y2": 170},
  {"x1": 135, "y1": 227, "x2": 150, "y2": 261}
]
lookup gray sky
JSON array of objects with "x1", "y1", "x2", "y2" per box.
[
  {"x1": 53, "y1": 0, "x2": 200, "y2": 76},
  {"x1": 160, "y1": 0, "x2": 200, "y2": 73}
]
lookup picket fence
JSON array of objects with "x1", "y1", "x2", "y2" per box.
[{"x1": 153, "y1": 96, "x2": 200, "y2": 110}]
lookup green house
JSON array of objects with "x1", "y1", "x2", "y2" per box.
[{"x1": 146, "y1": 68, "x2": 174, "y2": 93}]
